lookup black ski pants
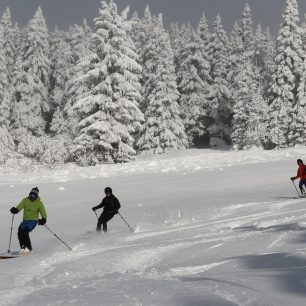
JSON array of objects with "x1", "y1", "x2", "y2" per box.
[{"x1": 97, "y1": 212, "x2": 116, "y2": 232}]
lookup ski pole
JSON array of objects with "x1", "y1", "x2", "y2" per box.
[
  {"x1": 118, "y1": 212, "x2": 134, "y2": 233},
  {"x1": 94, "y1": 211, "x2": 99, "y2": 219},
  {"x1": 44, "y1": 224, "x2": 72, "y2": 251},
  {"x1": 8, "y1": 214, "x2": 14, "y2": 254},
  {"x1": 292, "y1": 180, "x2": 301, "y2": 197}
]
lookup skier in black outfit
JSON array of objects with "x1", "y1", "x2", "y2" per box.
[{"x1": 92, "y1": 187, "x2": 121, "y2": 232}]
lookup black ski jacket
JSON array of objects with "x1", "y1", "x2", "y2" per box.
[{"x1": 94, "y1": 195, "x2": 121, "y2": 214}]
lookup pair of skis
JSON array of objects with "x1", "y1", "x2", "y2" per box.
[
  {"x1": 0, "y1": 251, "x2": 33, "y2": 260},
  {"x1": 0, "y1": 255, "x2": 16, "y2": 260},
  {"x1": 0, "y1": 251, "x2": 22, "y2": 260}
]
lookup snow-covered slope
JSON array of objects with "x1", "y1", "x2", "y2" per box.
[{"x1": 1, "y1": 148, "x2": 306, "y2": 306}]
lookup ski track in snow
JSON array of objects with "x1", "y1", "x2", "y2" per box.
[
  {"x1": 2, "y1": 200, "x2": 302, "y2": 306},
  {"x1": 267, "y1": 233, "x2": 288, "y2": 249},
  {"x1": 0, "y1": 218, "x2": 261, "y2": 305},
  {"x1": 2, "y1": 149, "x2": 306, "y2": 305},
  {"x1": 169, "y1": 260, "x2": 231, "y2": 276},
  {"x1": 2, "y1": 198, "x2": 305, "y2": 306}
]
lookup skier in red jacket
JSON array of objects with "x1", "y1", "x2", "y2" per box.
[{"x1": 291, "y1": 159, "x2": 306, "y2": 195}]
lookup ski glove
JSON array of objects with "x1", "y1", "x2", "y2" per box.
[
  {"x1": 10, "y1": 207, "x2": 18, "y2": 214},
  {"x1": 290, "y1": 177, "x2": 295, "y2": 181},
  {"x1": 92, "y1": 207, "x2": 97, "y2": 211},
  {"x1": 38, "y1": 218, "x2": 46, "y2": 225}
]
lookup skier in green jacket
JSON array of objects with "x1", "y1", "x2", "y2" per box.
[{"x1": 10, "y1": 187, "x2": 47, "y2": 253}]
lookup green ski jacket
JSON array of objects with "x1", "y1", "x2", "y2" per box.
[{"x1": 16, "y1": 197, "x2": 47, "y2": 221}]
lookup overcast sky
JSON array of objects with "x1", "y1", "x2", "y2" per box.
[{"x1": 0, "y1": 0, "x2": 306, "y2": 33}]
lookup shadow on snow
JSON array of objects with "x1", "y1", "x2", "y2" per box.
[
  {"x1": 234, "y1": 252, "x2": 306, "y2": 296},
  {"x1": 233, "y1": 223, "x2": 306, "y2": 233},
  {"x1": 173, "y1": 294, "x2": 238, "y2": 306}
]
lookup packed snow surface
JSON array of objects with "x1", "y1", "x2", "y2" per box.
[{"x1": 2, "y1": 148, "x2": 306, "y2": 305}]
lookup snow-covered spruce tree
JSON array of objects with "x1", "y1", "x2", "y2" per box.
[
  {"x1": 60, "y1": 59, "x2": 92, "y2": 138},
  {"x1": 197, "y1": 13, "x2": 210, "y2": 50},
  {"x1": 169, "y1": 22, "x2": 180, "y2": 52},
  {"x1": 228, "y1": 20, "x2": 270, "y2": 151},
  {"x1": 49, "y1": 30, "x2": 74, "y2": 134},
  {"x1": 254, "y1": 25, "x2": 276, "y2": 96},
  {"x1": 71, "y1": 0, "x2": 143, "y2": 165},
  {"x1": 169, "y1": 23, "x2": 182, "y2": 77},
  {"x1": 49, "y1": 28, "x2": 63, "y2": 129},
  {"x1": 254, "y1": 25, "x2": 268, "y2": 68},
  {"x1": 238, "y1": 3, "x2": 254, "y2": 58},
  {"x1": 207, "y1": 15, "x2": 231, "y2": 147},
  {"x1": 1, "y1": 8, "x2": 20, "y2": 128},
  {"x1": 0, "y1": 28, "x2": 14, "y2": 154},
  {"x1": 302, "y1": 14, "x2": 306, "y2": 45},
  {"x1": 131, "y1": 8, "x2": 150, "y2": 62},
  {"x1": 68, "y1": 19, "x2": 92, "y2": 62},
  {"x1": 137, "y1": 15, "x2": 188, "y2": 153},
  {"x1": 228, "y1": 22, "x2": 245, "y2": 87},
  {"x1": 12, "y1": 23, "x2": 23, "y2": 65},
  {"x1": 231, "y1": 58, "x2": 268, "y2": 149},
  {"x1": 268, "y1": 0, "x2": 306, "y2": 148},
  {"x1": 130, "y1": 11, "x2": 142, "y2": 50},
  {"x1": 132, "y1": 5, "x2": 156, "y2": 113},
  {"x1": 180, "y1": 23, "x2": 194, "y2": 46},
  {"x1": 10, "y1": 7, "x2": 50, "y2": 141},
  {"x1": 130, "y1": 10, "x2": 147, "y2": 113},
  {"x1": 56, "y1": 21, "x2": 94, "y2": 137},
  {"x1": 176, "y1": 27, "x2": 211, "y2": 146},
  {"x1": 294, "y1": 60, "x2": 306, "y2": 145},
  {"x1": 0, "y1": 7, "x2": 18, "y2": 83},
  {"x1": 170, "y1": 23, "x2": 194, "y2": 71}
]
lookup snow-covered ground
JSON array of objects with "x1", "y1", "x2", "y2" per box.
[{"x1": 2, "y1": 148, "x2": 306, "y2": 306}]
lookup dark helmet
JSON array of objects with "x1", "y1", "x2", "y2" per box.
[
  {"x1": 297, "y1": 159, "x2": 304, "y2": 165},
  {"x1": 29, "y1": 187, "x2": 39, "y2": 201},
  {"x1": 105, "y1": 187, "x2": 112, "y2": 194}
]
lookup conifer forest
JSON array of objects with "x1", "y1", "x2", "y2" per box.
[{"x1": 0, "y1": 0, "x2": 304, "y2": 166}]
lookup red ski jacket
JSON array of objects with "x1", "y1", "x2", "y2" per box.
[{"x1": 295, "y1": 164, "x2": 306, "y2": 180}]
